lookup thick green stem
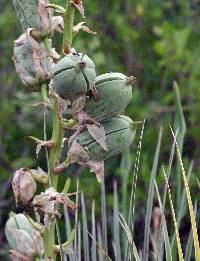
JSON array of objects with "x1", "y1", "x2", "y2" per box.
[
  {"x1": 41, "y1": 82, "x2": 49, "y2": 103},
  {"x1": 49, "y1": 97, "x2": 64, "y2": 188},
  {"x1": 43, "y1": 221, "x2": 57, "y2": 260},
  {"x1": 61, "y1": 1, "x2": 75, "y2": 57},
  {"x1": 41, "y1": 1, "x2": 75, "y2": 259}
]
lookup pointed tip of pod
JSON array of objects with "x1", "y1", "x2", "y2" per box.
[
  {"x1": 126, "y1": 76, "x2": 137, "y2": 86},
  {"x1": 76, "y1": 61, "x2": 87, "y2": 71}
]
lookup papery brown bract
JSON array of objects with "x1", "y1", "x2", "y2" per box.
[
  {"x1": 86, "y1": 123, "x2": 108, "y2": 151},
  {"x1": 29, "y1": 167, "x2": 48, "y2": 184},
  {"x1": 32, "y1": 187, "x2": 77, "y2": 228},
  {"x1": 12, "y1": 168, "x2": 37, "y2": 204},
  {"x1": 70, "y1": 0, "x2": 85, "y2": 17}
]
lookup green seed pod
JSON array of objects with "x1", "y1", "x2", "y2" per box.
[
  {"x1": 53, "y1": 53, "x2": 96, "y2": 100},
  {"x1": 84, "y1": 72, "x2": 134, "y2": 121},
  {"x1": 5, "y1": 214, "x2": 35, "y2": 255},
  {"x1": 13, "y1": 34, "x2": 50, "y2": 90},
  {"x1": 75, "y1": 115, "x2": 135, "y2": 161}
]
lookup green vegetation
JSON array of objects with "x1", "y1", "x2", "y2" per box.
[{"x1": 0, "y1": 1, "x2": 200, "y2": 260}]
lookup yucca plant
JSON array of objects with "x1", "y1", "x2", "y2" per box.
[
  {"x1": 4, "y1": 1, "x2": 200, "y2": 261},
  {"x1": 5, "y1": 1, "x2": 136, "y2": 260}
]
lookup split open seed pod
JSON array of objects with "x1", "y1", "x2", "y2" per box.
[{"x1": 53, "y1": 53, "x2": 96, "y2": 100}]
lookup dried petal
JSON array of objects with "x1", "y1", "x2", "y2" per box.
[
  {"x1": 56, "y1": 194, "x2": 78, "y2": 210},
  {"x1": 86, "y1": 160, "x2": 104, "y2": 182},
  {"x1": 51, "y1": 16, "x2": 64, "y2": 33},
  {"x1": 26, "y1": 28, "x2": 52, "y2": 80},
  {"x1": 33, "y1": 232, "x2": 44, "y2": 257},
  {"x1": 10, "y1": 250, "x2": 32, "y2": 261},
  {"x1": 32, "y1": 187, "x2": 76, "y2": 228},
  {"x1": 73, "y1": 22, "x2": 96, "y2": 35},
  {"x1": 12, "y1": 168, "x2": 37, "y2": 204},
  {"x1": 70, "y1": 0, "x2": 85, "y2": 17},
  {"x1": 29, "y1": 167, "x2": 48, "y2": 184},
  {"x1": 86, "y1": 124, "x2": 108, "y2": 151},
  {"x1": 72, "y1": 95, "x2": 86, "y2": 114},
  {"x1": 36, "y1": 140, "x2": 54, "y2": 157},
  {"x1": 77, "y1": 111, "x2": 100, "y2": 126},
  {"x1": 38, "y1": 0, "x2": 52, "y2": 32},
  {"x1": 67, "y1": 140, "x2": 89, "y2": 164}
]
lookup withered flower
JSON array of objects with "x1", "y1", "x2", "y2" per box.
[
  {"x1": 32, "y1": 187, "x2": 77, "y2": 229},
  {"x1": 12, "y1": 168, "x2": 37, "y2": 204}
]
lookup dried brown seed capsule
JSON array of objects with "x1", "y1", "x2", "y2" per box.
[
  {"x1": 13, "y1": 34, "x2": 51, "y2": 91},
  {"x1": 53, "y1": 53, "x2": 96, "y2": 100},
  {"x1": 75, "y1": 115, "x2": 135, "y2": 161},
  {"x1": 84, "y1": 72, "x2": 135, "y2": 121}
]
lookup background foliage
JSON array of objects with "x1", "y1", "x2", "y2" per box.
[{"x1": 0, "y1": 0, "x2": 200, "y2": 259}]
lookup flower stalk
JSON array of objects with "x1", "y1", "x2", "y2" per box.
[{"x1": 43, "y1": 1, "x2": 76, "y2": 259}]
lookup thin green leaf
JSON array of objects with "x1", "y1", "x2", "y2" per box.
[
  {"x1": 119, "y1": 212, "x2": 140, "y2": 261},
  {"x1": 174, "y1": 81, "x2": 186, "y2": 213},
  {"x1": 81, "y1": 192, "x2": 90, "y2": 261},
  {"x1": 121, "y1": 148, "x2": 132, "y2": 216},
  {"x1": 101, "y1": 179, "x2": 108, "y2": 253},
  {"x1": 91, "y1": 200, "x2": 97, "y2": 261},
  {"x1": 170, "y1": 126, "x2": 200, "y2": 260},
  {"x1": 74, "y1": 179, "x2": 79, "y2": 261},
  {"x1": 163, "y1": 166, "x2": 184, "y2": 261},
  {"x1": 171, "y1": 161, "x2": 193, "y2": 251},
  {"x1": 125, "y1": 120, "x2": 145, "y2": 260},
  {"x1": 143, "y1": 127, "x2": 163, "y2": 261},
  {"x1": 154, "y1": 180, "x2": 172, "y2": 261},
  {"x1": 185, "y1": 201, "x2": 197, "y2": 261},
  {"x1": 97, "y1": 224, "x2": 104, "y2": 261},
  {"x1": 113, "y1": 182, "x2": 121, "y2": 261}
]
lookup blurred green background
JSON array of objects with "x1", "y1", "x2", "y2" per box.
[{"x1": 0, "y1": 0, "x2": 200, "y2": 259}]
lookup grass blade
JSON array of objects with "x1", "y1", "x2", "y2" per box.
[
  {"x1": 113, "y1": 182, "x2": 121, "y2": 261},
  {"x1": 158, "y1": 132, "x2": 176, "y2": 260},
  {"x1": 101, "y1": 179, "x2": 108, "y2": 253},
  {"x1": 121, "y1": 148, "x2": 132, "y2": 216},
  {"x1": 97, "y1": 224, "x2": 104, "y2": 261},
  {"x1": 125, "y1": 120, "x2": 145, "y2": 260},
  {"x1": 171, "y1": 161, "x2": 193, "y2": 252},
  {"x1": 81, "y1": 192, "x2": 90, "y2": 261},
  {"x1": 74, "y1": 179, "x2": 79, "y2": 261},
  {"x1": 77, "y1": 221, "x2": 81, "y2": 261},
  {"x1": 174, "y1": 81, "x2": 186, "y2": 212},
  {"x1": 154, "y1": 180, "x2": 172, "y2": 261},
  {"x1": 88, "y1": 230, "x2": 112, "y2": 261},
  {"x1": 170, "y1": 126, "x2": 200, "y2": 260},
  {"x1": 143, "y1": 127, "x2": 163, "y2": 261},
  {"x1": 91, "y1": 200, "x2": 97, "y2": 261},
  {"x1": 185, "y1": 201, "x2": 197, "y2": 261},
  {"x1": 64, "y1": 206, "x2": 72, "y2": 261},
  {"x1": 119, "y1": 212, "x2": 140, "y2": 261},
  {"x1": 162, "y1": 166, "x2": 184, "y2": 261}
]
